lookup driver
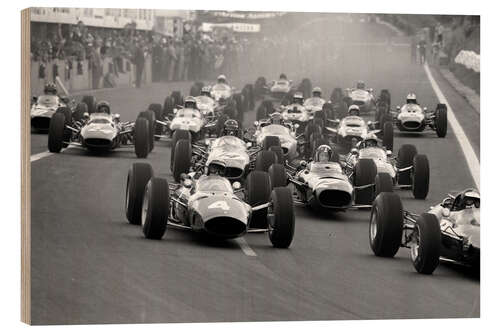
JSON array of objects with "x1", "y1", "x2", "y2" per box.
[
  {"x1": 207, "y1": 160, "x2": 226, "y2": 177},
  {"x1": 348, "y1": 105, "x2": 361, "y2": 116},
  {"x1": 453, "y1": 189, "x2": 480, "y2": 211},
  {"x1": 358, "y1": 133, "x2": 379, "y2": 149},
  {"x1": 312, "y1": 87, "x2": 322, "y2": 98},
  {"x1": 406, "y1": 93, "x2": 418, "y2": 104},
  {"x1": 201, "y1": 86, "x2": 211, "y2": 97},
  {"x1": 184, "y1": 96, "x2": 198, "y2": 109},
  {"x1": 270, "y1": 112, "x2": 283, "y2": 125},
  {"x1": 292, "y1": 92, "x2": 304, "y2": 105},
  {"x1": 96, "y1": 101, "x2": 111, "y2": 114},
  {"x1": 279, "y1": 73, "x2": 288, "y2": 80},
  {"x1": 356, "y1": 81, "x2": 366, "y2": 90},
  {"x1": 44, "y1": 82, "x2": 58, "y2": 95},
  {"x1": 221, "y1": 119, "x2": 240, "y2": 137},
  {"x1": 216, "y1": 74, "x2": 228, "y2": 85},
  {"x1": 314, "y1": 144, "x2": 334, "y2": 163}
]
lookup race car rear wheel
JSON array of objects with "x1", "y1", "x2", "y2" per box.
[
  {"x1": 435, "y1": 104, "x2": 447, "y2": 138},
  {"x1": 134, "y1": 117, "x2": 150, "y2": 158},
  {"x1": 269, "y1": 146, "x2": 284, "y2": 164},
  {"x1": 246, "y1": 170, "x2": 272, "y2": 228},
  {"x1": 412, "y1": 154, "x2": 430, "y2": 199},
  {"x1": 142, "y1": 177, "x2": 170, "y2": 240},
  {"x1": 354, "y1": 158, "x2": 377, "y2": 205},
  {"x1": 397, "y1": 144, "x2": 418, "y2": 185},
  {"x1": 138, "y1": 110, "x2": 156, "y2": 152},
  {"x1": 148, "y1": 103, "x2": 164, "y2": 140},
  {"x1": 411, "y1": 213, "x2": 441, "y2": 274},
  {"x1": 48, "y1": 112, "x2": 66, "y2": 153},
  {"x1": 170, "y1": 130, "x2": 192, "y2": 170},
  {"x1": 233, "y1": 94, "x2": 244, "y2": 123},
  {"x1": 215, "y1": 114, "x2": 229, "y2": 137},
  {"x1": 81, "y1": 95, "x2": 96, "y2": 114},
  {"x1": 172, "y1": 139, "x2": 192, "y2": 183},
  {"x1": 382, "y1": 122, "x2": 394, "y2": 151},
  {"x1": 256, "y1": 103, "x2": 268, "y2": 121},
  {"x1": 268, "y1": 187, "x2": 295, "y2": 248},
  {"x1": 171, "y1": 91, "x2": 183, "y2": 108},
  {"x1": 369, "y1": 192, "x2": 403, "y2": 257},
  {"x1": 374, "y1": 172, "x2": 393, "y2": 197},
  {"x1": 330, "y1": 88, "x2": 344, "y2": 104},
  {"x1": 269, "y1": 163, "x2": 287, "y2": 188},
  {"x1": 254, "y1": 76, "x2": 267, "y2": 99},
  {"x1": 262, "y1": 136, "x2": 281, "y2": 150},
  {"x1": 163, "y1": 96, "x2": 175, "y2": 117},
  {"x1": 73, "y1": 102, "x2": 88, "y2": 122},
  {"x1": 255, "y1": 150, "x2": 278, "y2": 172},
  {"x1": 380, "y1": 89, "x2": 391, "y2": 107},
  {"x1": 243, "y1": 83, "x2": 255, "y2": 110},
  {"x1": 126, "y1": 162, "x2": 154, "y2": 225}
]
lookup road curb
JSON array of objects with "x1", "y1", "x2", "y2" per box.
[{"x1": 433, "y1": 66, "x2": 480, "y2": 114}]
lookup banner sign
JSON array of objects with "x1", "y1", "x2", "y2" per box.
[
  {"x1": 201, "y1": 22, "x2": 261, "y2": 33},
  {"x1": 207, "y1": 11, "x2": 287, "y2": 20}
]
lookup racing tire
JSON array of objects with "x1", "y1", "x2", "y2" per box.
[
  {"x1": 171, "y1": 91, "x2": 183, "y2": 108},
  {"x1": 330, "y1": 88, "x2": 344, "y2": 104},
  {"x1": 378, "y1": 112, "x2": 392, "y2": 132},
  {"x1": 435, "y1": 104, "x2": 447, "y2": 138},
  {"x1": 304, "y1": 123, "x2": 322, "y2": 144},
  {"x1": 134, "y1": 117, "x2": 150, "y2": 158},
  {"x1": 374, "y1": 172, "x2": 393, "y2": 197},
  {"x1": 233, "y1": 94, "x2": 244, "y2": 123},
  {"x1": 125, "y1": 162, "x2": 154, "y2": 225},
  {"x1": 81, "y1": 95, "x2": 96, "y2": 114},
  {"x1": 300, "y1": 78, "x2": 312, "y2": 98},
  {"x1": 142, "y1": 177, "x2": 170, "y2": 240},
  {"x1": 412, "y1": 154, "x2": 430, "y2": 199},
  {"x1": 354, "y1": 158, "x2": 378, "y2": 205},
  {"x1": 268, "y1": 163, "x2": 287, "y2": 188},
  {"x1": 382, "y1": 122, "x2": 394, "y2": 151},
  {"x1": 246, "y1": 170, "x2": 272, "y2": 228},
  {"x1": 380, "y1": 89, "x2": 391, "y2": 107},
  {"x1": 411, "y1": 213, "x2": 441, "y2": 274},
  {"x1": 163, "y1": 96, "x2": 175, "y2": 117},
  {"x1": 170, "y1": 130, "x2": 192, "y2": 170},
  {"x1": 269, "y1": 146, "x2": 285, "y2": 164},
  {"x1": 262, "y1": 135, "x2": 281, "y2": 150},
  {"x1": 256, "y1": 103, "x2": 268, "y2": 121},
  {"x1": 148, "y1": 103, "x2": 164, "y2": 140},
  {"x1": 73, "y1": 102, "x2": 88, "y2": 122},
  {"x1": 138, "y1": 110, "x2": 156, "y2": 152},
  {"x1": 216, "y1": 114, "x2": 230, "y2": 137},
  {"x1": 268, "y1": 187, "x2": 295, "y2": 248},
  {"x1": 243, "y1": 83, "x2": 255, "y2": 110},
  {"x1": 397, "y1": 144, "x2": 418, "y2": 185},
  {"x1": 172, "y1": 139, "x2": 192, "y2": 183},
  {"x1": 255, "y1": 150, "x2": 278, "y2": 172},
  {"x1": 47, "y1": 112, "x2": 66, "y2": 153},
  {"x1": 369, "y1": 192, "x2": 403, "y2": 257}
]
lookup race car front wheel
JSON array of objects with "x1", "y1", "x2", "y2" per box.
[
  {"x1": 134, "y1": 117, "x2": 150, "y2": 158},
  {"x1": 268, "y1": 187, "x2": 295, "y2": 248},
  {"x1": 142, "y1": 177, "x2": 170, "y2": 240},
  {"x1": 412, "y1": 154, "x2": 430, "y2": 199},
  {"x1": 369, "y1": 192, "x2": 403, "y2": 257},
  {"x1": 126, "y1": 163, "x2": 154, "y2": 225},
  {"x1": 410, "y1": 213, "x2": 441, "y2": 274}
]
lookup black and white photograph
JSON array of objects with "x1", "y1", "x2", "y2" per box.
[{"x1": 15, "y1": 3, "x2": 485, "y2": 328}]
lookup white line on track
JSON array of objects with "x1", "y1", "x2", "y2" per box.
[
  {"x1": 423, "y1": 63, "x2": 480, "y2": 190},
  {"x1": 235, "y1": 238, "x2": 257, "y2": 257},
  {"x1": 30, "y1": 148, "x2": 66, "y2": 162}
]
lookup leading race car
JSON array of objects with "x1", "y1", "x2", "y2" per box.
[
  {"x1": 379, "y1": 93, "x2": 448, "y2": 138},
  {"x1": 125, "y1": 162, "x2": 295, "y2": 248},
  {"x1": 343, "y1": 81, "x2": 390, "y2": 114},
  {"x1": 344, "y1": 136, "x2": 430, "y2": 199},
  {"x1": 369, "y1": 189, "x2": 480, "y2": 274},
  {"x1": 47, "y1": 101, "x2": 153, "y2": 158},
  {"x1": 254, "y1": 74, "x2": 313, "y2": 101},
  {"x1": 268, "y1": 144, "x2": 393, "y2": 210}
]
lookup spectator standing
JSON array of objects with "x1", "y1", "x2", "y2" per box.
[
  {"x1": 133, "y1": 41, "x2": 145, "y2": 88},
  {"x1": 152, "y1": 39, "x2": 163, "y2": 82},
  {"x1": 417, "y1": 38, "x2": 427, "y2": 65},
  {"x1": 176, "y1": 40, "x2": 185, "y2": 81},
  {"x1": 167, "y1": 39, "x2": 177, "y2": 81},
  {"x1": 89, "y1": 40, "x2": 102, "y2": 89}
]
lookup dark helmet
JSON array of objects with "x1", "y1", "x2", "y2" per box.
[
  {"x1": 348, "y1": 105, "x2": 360, "y2": 116},
  {"x1": 217, "y1": 74, "x2": 227, "y2": 84},
  {"x1": 406, "y1": 93, "x2": 417, "y2": 104},
  {"x1": 356, "y1": 80, "x2": 366, "y2": 90},
  {"x1": 222, "y1": 119, "x2": 240, "y2": 137},
  {"x1": 201, "y1": 86, "x2": 211, "y2": 97},
  {"x1": 44, "y1": 82, "x2": 57, "y2": 95},
  {"x1": 312, "y1": 87, "x2": 322, "y2": 97},
  {"x1": 455, "y1": 188, "x2": 480, "y2": 210},
  {"x1": 279, "y1": 73, "x2": 287, "y2": 80},
  {"x1": 292, "y1": 92, "x2": 304, "y2": 105},
  {"x1": 207, "y1": 160, "x2": 226, "y2": 176},
  {"x1": 362, "y1": 133, "x2": 379, "y2": 148},
  {"x1": 184, "y1": 96, "x2": 197, "y2": 109},
  {"x1": 314, "y1": 144, "x2": 334, "y2": 163},
  {"x1": 96, "y1": 101, "x2": 111, "y2": 114}
]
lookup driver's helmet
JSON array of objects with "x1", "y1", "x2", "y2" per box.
[
  {"x1": 314, "y1": 144, "x2": 333, "y2": 163},
  {"x1": 270, "y1": 112, "x2": 282, "y2": 125},
  {"x1": 279, "y1": 73, "x2": 287, "y2": 80},
  {"x1": 312, "y1": 87, "x2": 322, "y2": 98},
  {"x1": 362, "y1": 133, "x2": 379, "y2": 148},
  {"x1": 218, "y1": 97, "x2": 227, "y2": 105},
  {"x1": 217, "y1": 74, "x2": 227, "y2": 84},
  {"x1": 184, "y1": 96, "x2": 197, "y2": 109},
  {"x1": 292, "y1": 91, "x2": 304, "y2": 105},
  {"x1": 356, "y1": 80, "x2": 366, "y2": 90},
  {"x1": 348, "y1": 104, "x2": 360, "y2": 116},
  {"x1": 201, "y1": 86, "x2": 211, "y2": 97},
  {"x1": 207, "y1": 160, "x2": 226, "y2": 176},
  {"x1": 406, "y1": 93, "x2": 417, "y2": 104},
  {"x1": 462, "y1": 189, "x2": 480, "y2": 209},
  {"x1": 96, "y1": 101, "x2": 111, "y2": 114},
  {"x1": 44, "y1": 82, "x2": 57, "y2": 95},
  {"x1": 222, "y1": 119, "x2": 240, "y2": 137}
]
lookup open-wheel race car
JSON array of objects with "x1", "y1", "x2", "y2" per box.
[
  {"x1": 342, "y1": 81, "x2": 391, "y2": 115},
  {"x1": 125, "y1": 162, "x2": 295, "y2": 248},
  {"x1": 378, "y1": 93, "x2": 448, "y2": 138},
  {"x1": 253, "y1": 74, "x2": 313, "y2": 101},
  {"x1": 47, "y1": 101, "x2": 154, "y2": 158},
  {"x1": 344, "y1": 138, "x2": 430, "y2": 199},
  {"x1": 369, "y1": 189, "x2": 480, "y2": 274}
]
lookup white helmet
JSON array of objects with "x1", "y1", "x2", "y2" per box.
[
  {"x1": 406, "y1": 93, "x2": 417, "y2": 104},
  {"x1": 217, "y1": 74, "x2": 227, "y2": 84},
  {"x1": 348, "y1": 104, "x2": 360, "y2": 116},
  {"x1": 312, "y1": 87, "x2": 322, "y2": 97},
  {"x1": 292, "y1": 91, "x2": 304, "y2": 105}
]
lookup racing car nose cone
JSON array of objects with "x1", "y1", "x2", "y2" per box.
[{"x1": 204, "y1": 216, "x2": 247, "y2": 239}]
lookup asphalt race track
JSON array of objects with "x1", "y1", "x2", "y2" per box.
[{"x1": 30, "y1": 19, "x2": 480, "y2": 324}]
